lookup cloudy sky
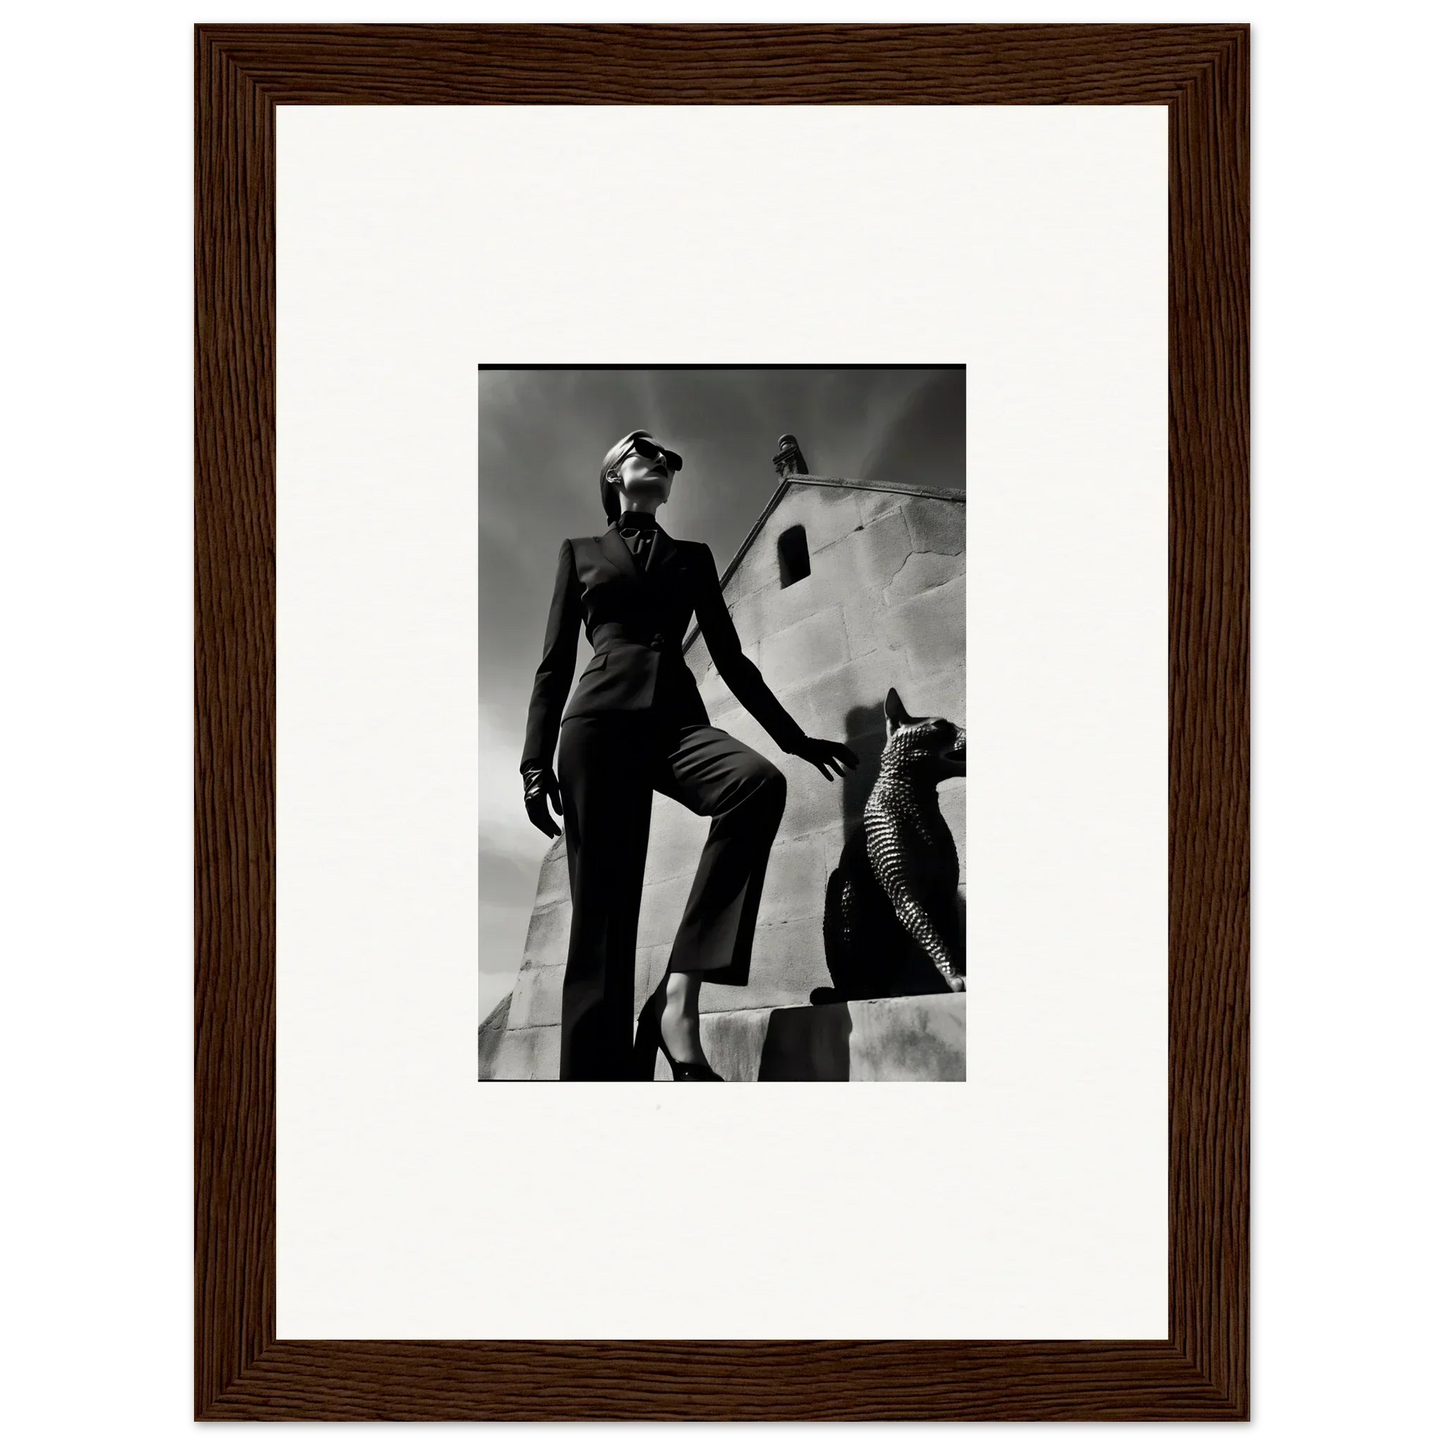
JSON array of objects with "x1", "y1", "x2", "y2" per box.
[{"x1": 477, "y1": 366, "x2": 966, "y2": 1016}]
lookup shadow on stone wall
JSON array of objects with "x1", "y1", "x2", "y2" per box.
[
  {"x1": 840, "y1": 699, "x2": 887, "y2": 843},
  {"x1": 757, "y1": 1001, "x2": 853, "y2": 1080},
  {"x1": 750, "y1": 991, "x2": 967, "y2": 1082}
]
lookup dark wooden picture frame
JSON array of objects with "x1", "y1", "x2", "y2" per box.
[{"x1": 196, "y1": 23, "x2": 1248, "y2": 1421}]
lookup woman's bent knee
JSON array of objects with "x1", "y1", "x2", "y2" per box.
[{"x1": 750, "y1": 760, "x2": 787, "y2": 815}]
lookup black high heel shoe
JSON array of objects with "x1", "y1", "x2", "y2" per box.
[{"x1": 634, "y1": 994, "x2": 723, "y2": 1081}]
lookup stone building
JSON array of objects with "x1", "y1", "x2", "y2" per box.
[{"x1": 480, "y1": 469, "x2": 966, "y2": 1081}]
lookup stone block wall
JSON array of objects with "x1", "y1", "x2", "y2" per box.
[{"x1": 482, "y1": 477, "x2": 965, "y2": 1079}]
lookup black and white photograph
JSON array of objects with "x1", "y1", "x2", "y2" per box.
[{"x1": 477, "y1": 367, "x2": 967, "y2": 1081}]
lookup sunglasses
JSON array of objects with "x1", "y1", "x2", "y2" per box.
[{"x1": 620, "y1": 436, "x2": 683, "y2": 472}]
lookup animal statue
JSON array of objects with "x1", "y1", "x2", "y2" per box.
[
  {"x1": 820, "y1": 689, "x2": 966, "y2": 1001},
  {"x1": 771, "y1": 433, "x2": 810, "y2": 479}
]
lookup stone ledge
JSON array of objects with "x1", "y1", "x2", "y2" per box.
[
  {"x1": 481, "y1": 994, "x2": 965, "y2": 1082},
  {"x1": 712, "y1": 993, "x2": 966, "y2": 1082}
]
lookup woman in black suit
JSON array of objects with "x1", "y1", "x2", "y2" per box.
[{"x1": 521, "y1": 430, "x2": 857, "y2": 1081}]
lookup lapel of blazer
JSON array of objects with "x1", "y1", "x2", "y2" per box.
[
  {"x1": 647, "y1": 527, "x2": 684, "y2": 582},
  {"x1": 599, "y1": 525, "x2": 643, "y2": 584},
  {"x1": 598, "y1": 524, "x2": 686, "y2": 589}
]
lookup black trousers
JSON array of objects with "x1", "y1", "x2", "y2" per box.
[{"x1": 555, "y1": 707, "x2": 787, "y2": 1081}]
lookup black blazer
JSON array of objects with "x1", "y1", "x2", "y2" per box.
[{"x1": 521, "y1": 519, "x2": 807, "y2": 773}]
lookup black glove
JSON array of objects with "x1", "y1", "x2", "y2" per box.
[
  {"x1": 522, "y1": 764, "x2": 563, "y2": 838},
  {"x1": 792, "y1": 736, "x2": 859, "y2": 781}
]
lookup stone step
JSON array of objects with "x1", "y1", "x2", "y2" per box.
[
  {"x1": 482, "y1": 993, "x2": 965, "y2": 1082},
  {"x1": 688, "y1": 993, "x2": 966, "y2": 1082}
]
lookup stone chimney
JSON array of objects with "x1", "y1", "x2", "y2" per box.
[{"x1": 771, "y1": 433, "x2": 809, "y2": 479}]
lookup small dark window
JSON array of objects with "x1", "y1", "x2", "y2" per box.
[{"x1": 778, "y1": 524, "x2": 811, "y2": 588}]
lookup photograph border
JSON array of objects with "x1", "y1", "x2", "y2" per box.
[
  {"x1": 196, "y1": 23, "x2": 1248, "y2": 1420},
  {"x1": 474, "y1": 361, "x2": 971, "y2": 1076}
]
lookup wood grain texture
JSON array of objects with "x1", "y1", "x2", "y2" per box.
[{"x1": 195, "y1": 23, "x2": 1248, "y2": 1421}]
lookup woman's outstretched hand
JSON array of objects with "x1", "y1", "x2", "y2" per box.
[
  {"x1": 523, "y1": 765, "x2": 563, "y2": 838},
  {"x1": 794, "y1": 736, "x2": 859, "y2": 781}
]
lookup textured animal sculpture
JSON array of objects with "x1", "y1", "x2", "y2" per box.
[{"x1": 821, "y1": 689, "x2": 966, "y2": 1001}]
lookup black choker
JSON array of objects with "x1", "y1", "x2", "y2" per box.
[{"x1": 617, "y1": 512, "x2": 658, "y2": 531}]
